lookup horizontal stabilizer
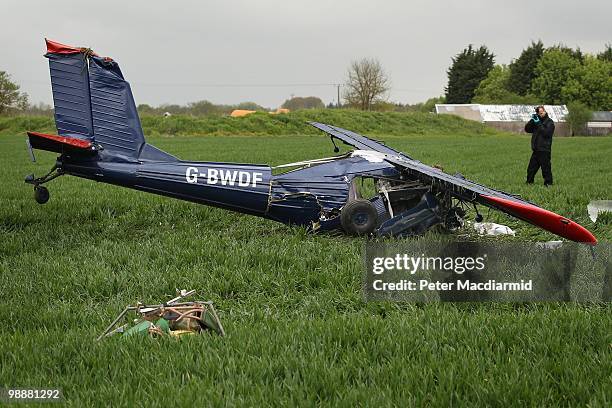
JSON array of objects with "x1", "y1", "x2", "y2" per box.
[{"x1": 27, "y1": 131, "x2": 96, "y2": 154}]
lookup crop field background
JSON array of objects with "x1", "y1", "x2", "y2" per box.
[{"x1": 0, "y1": 112, "x2": 610, "y2": 406}]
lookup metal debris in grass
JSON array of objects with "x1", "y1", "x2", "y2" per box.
[{"x1": 97, "y1": 289, "x2": 224, "y2": 341}]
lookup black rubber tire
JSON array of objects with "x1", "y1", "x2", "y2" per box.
[
  {"x1": 340, "y1": 198, "x2": 378, "y2": 236},
  {"x1": 34, "y1": 186, "x2": 49, "y2": 204}
]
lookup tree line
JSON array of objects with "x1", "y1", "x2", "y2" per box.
[
  {"x1": 441, "y1": 41, "x2": 611, "y2": 133},
  {"x1": 341, "y1": 42, "x2": 610, "y2": 114},
  {"x1": 445, "y1": 41, "x2": 611, "y2": 111}
]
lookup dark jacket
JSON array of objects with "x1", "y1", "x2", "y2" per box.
[{"x1": 525, "y1": 114, "x2": 555, "y2": 152}]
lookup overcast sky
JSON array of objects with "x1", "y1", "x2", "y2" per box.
[{"x1": 2, "y1": 0, "x2": 610, "y2": 109}]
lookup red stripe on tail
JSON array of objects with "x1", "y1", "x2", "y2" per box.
[{"x1": 27, "y1": 131, "x2": 93, "y2": 149}]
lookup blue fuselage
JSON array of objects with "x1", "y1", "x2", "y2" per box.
[{"x1": 60, "y1": 148, "x2": 399, "y2": 228}]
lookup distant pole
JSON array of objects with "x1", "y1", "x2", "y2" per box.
[{"x1": 337, "y1": 84, "x2": 341, "y2": 109}]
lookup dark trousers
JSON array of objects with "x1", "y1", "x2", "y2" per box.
[{"x1": 527, "y1": 151, "x2": 553, "y2": 185}]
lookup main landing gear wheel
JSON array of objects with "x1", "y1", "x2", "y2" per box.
[
  {"x1": 340, "y1": 199, "x2": 377, "y2": 236},
  {"x1": 34, "y1": 185, "x2": 50, "y2": 204}
]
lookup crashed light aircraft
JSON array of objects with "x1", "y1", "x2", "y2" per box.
[{"x1": 24, "y1": 40, "x2": 597, "y2": 244}]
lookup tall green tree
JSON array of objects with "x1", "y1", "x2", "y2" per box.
[
  {"x1": 445, "y1": 45, "x2": 495, "y2": 104},
  {"x1": 561, "y1": 56, "x2": 612, "y2": 111},
  {"x1": 548, "y1": 44, "x2": 584, "y2": 62},
  {"x1": 507, "y1": 40, "x2": 544, "y2": 96},
  {"x1": 597, "y1": 44, "x2": 612, "y2": 62},
  {"x1": 530, "y1": 49, "x2": 581, "y2": 104},
  {"x1": 473, "y1": 65, "x2": 538, "y2": 104},
  {"x1": 0, "y1": 71, "x2": 29, "y2": 114}
]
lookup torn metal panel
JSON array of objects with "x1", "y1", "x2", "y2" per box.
[
  {"x1": 271, "y1": 155, "x2": 398, "y2": 211},
  {"x1": 378, "y1": 193, "x2": 441, "y2": 237},
  {"x1": 267, "y1": 154, "x2": 400, "y2": 228}
]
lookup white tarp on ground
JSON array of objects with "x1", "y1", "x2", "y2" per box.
[
  {"x1": 473, "y1": 222, "x2": 516, "y2": 236},
  {"x1": 435, "y1": 104, "x2": 568, "y2": 123},
  {"x1": 587, "y1": 200, "x2": 612, "y2": 222}
]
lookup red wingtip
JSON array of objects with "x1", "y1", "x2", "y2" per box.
[
  {"x1": 45, "y1": 38, "x2": 97, "y2": 56},
  {"x1": 482, "y1": 195, "x2": 597, "y2": 245}
]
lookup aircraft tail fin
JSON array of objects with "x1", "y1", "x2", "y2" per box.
[{"x1": 43, "y1": 39, "x2": 146, "y2": 159}]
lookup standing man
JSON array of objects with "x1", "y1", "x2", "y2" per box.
[{"x1": 525, "y1": 105, "x2": 555, "y2": 186}]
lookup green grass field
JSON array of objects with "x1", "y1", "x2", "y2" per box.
[{"x1": 1, "y1": 113, "x2": 611, "y2": 406}]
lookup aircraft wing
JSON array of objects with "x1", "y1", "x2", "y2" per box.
[
  {"x1": 309, "y1": 122, "x2": 414, "y2": 160},
  {"x1": 310, "y1": 122, "x2": 596, "y2": 244},
  {"x1": 309, "y1": 121, "x2": 524, "y2": 203}
]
